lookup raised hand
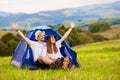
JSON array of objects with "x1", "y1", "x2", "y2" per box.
[
  {"x1": 10, "y1": 22, "x2": 31, "y2": 45},
  {"x1": 70, "y1": 22, "x2": 75, "y2": 28},
  {"x1": 10, "y1": 23, "x2": 19, "y2": 30},
  {"x1": 60, "y1": 22, "x2": 75, "y2": 43}
]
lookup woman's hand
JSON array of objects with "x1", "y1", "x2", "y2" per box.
[
  {"x1": 49, "y1": 56, "x2": 56, "y2": 61},
  {"x1": 10, "y1": 23, "x2": 19, "y2": 31},
  {"x1": 70, "y1": 22, "x2": 75, "y2": 28},
  {"x1": 60, "y1": 22, "x2": 75, "y2": 43}
]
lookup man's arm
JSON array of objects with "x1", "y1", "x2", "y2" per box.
[
  {"x1": 59, "y1": 22, "x2": 74, "y2": 43},
  {"x1": 10, "y1": 23, "x2": 31, "y2": 46}
]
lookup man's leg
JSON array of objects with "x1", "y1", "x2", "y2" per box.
[{"x1": 38, "y1": 56, "x2": 63, "y2": 69}]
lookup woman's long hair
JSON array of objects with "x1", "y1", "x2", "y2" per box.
[{"x1": 46, "y1": 36, "x2": 58, "y2": 54}]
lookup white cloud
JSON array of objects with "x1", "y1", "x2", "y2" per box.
[{"x1": 0, "y1": 0, "x2": 119, "y2": 13}]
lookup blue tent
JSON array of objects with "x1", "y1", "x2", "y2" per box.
[{"x1": 11, "y1": 26, "x2": 80, "y2": 69}]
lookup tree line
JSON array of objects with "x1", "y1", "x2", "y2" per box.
[{"x1": 0, "y1": 30, "x2": 26, "y2": 56}]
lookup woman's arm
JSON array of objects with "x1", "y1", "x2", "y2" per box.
[
  {"x1": 10, "y1": 23, "x2": 31, "y2": 46},
  {"x1": 59, "y1": 22, "x2": 74, "y2": 43}
]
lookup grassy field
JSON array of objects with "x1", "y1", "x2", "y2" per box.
[{"x1": 0, "y1": 40, "x2": 120, "y2": 80}]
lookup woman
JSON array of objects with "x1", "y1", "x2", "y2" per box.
[{"x1": 43, "y1": 23, "x2": 75, "y2": 69}]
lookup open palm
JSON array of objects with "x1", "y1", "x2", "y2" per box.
[{"x1": 10, "y1": 23, "x2": 19, "y2": 30}]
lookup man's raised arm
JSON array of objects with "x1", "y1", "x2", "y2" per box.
[{"x1": 10, "y1": 23, "x2": 31, "y2": 46}]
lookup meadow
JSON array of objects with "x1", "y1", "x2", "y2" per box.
[{"x1": 0, "y1": 40, "x2": 120, "y2": 80}]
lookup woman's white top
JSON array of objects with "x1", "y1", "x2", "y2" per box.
[{"x1": 42, "y1": 40, "x2": 62, "y2": 60}]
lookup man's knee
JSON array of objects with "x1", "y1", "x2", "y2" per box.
[
  {"x1": 38, "y1": 56, "x2": 45, "y2": 63},
  {"x1": 39, "y1": 56, "x2": 47, "y2": 62},
  {"x1": 39, "y1": 56, "x2": 45, "y2": 60}
]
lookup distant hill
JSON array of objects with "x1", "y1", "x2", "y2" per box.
[
  {"x1": 0, "y1": 11, "x2": 12, "y2": 17},
  {"x1": 95, "y1": 25, "x2": 120, "y2": 39},
  {"x1": 0, "y1": 1, "x2": 120, "y2": 27},
  {"x1": 0, "y1": 29, "x2": 16, "y2": 39}
]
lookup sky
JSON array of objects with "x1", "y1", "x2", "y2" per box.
[{"x1": 0, "y1": 0, "x2": 119, "y2": 14}]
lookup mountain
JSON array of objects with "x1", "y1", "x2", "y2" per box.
[
  {"x1": 0, "y1": 11, "x2": 13, "y2": 17},
  {"x1": 0, "y1": 1, "x2": 120, "y2": 27}
]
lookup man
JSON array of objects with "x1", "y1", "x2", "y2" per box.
[{"x1": 10, "y1": 23, "x2": 58, "y2": 68}]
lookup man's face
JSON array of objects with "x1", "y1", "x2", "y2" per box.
[{"x1": 37, "y1": 32, "x2": 45, "y2": 42}]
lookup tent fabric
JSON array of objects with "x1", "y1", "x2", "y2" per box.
[{"x1": 11, "y1": 26, "x2": 80, "y2": 68}]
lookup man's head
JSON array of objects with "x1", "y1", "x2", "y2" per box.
[{"x1": 35, "y1": 30, "x2": 45, "y2": 42}]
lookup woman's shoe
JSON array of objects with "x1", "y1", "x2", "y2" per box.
[{"x1": 62, "y1": 57, "x2": 70, "y2": 69}]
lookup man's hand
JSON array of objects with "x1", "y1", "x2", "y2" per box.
[{"x1": 10, "y1": 23, "x2": 19, "y2": 30}]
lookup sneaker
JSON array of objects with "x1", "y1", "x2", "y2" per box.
[
  {"x1": 55, "y1": 58, "x2": 63, "y2": 68},
  {"x1": 62, "y1": 57, "x2": 70, "y2": 69}
]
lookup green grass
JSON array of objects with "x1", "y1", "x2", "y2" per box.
[{"x1": 0, "y1": 40, "x2": 120, "y2": 80}]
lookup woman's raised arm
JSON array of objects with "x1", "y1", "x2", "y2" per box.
[{"x1": 60, "y1": 22, "x2": 75, "y2": 43}]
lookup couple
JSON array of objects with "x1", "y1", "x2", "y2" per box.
[{"x1": 10, "y1": 22, "x2": 74, "y2": 69}]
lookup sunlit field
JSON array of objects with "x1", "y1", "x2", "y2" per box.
[{"x1": 0, "y1": 40, "x2": 120, "y2": 80}]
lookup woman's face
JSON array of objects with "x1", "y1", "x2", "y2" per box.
[{"x1": 50, "y1": 36, "x2": 56, "y2": 43}]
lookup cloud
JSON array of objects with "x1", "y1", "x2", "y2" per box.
[{"x1": 0, "y1": 0, "x2": 119, "y2": 13}]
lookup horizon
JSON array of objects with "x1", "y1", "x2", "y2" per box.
[{"x1": 0, "y1": 0, "x2": 119, "y2": 14}]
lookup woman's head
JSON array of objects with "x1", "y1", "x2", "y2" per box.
[
  {"x1": 46, "y1": 35, "x2": 58, "y2": 53},
  {"x1": 46, "y1": 35, "x2": 57, "y2": 43}
]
